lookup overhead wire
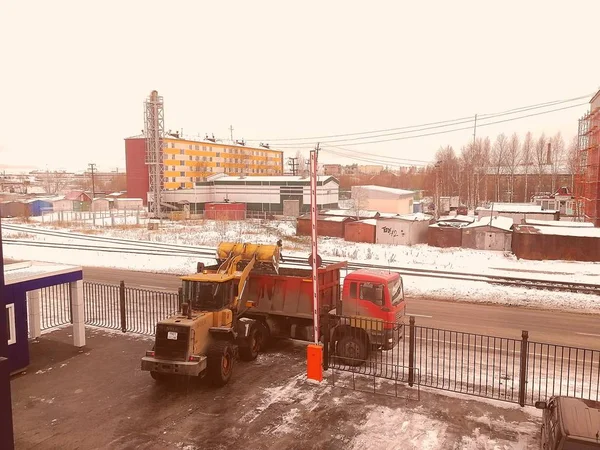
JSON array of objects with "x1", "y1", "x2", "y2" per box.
[{"x1": 246, "y1": 94, "x2": 591, "y2": 144}]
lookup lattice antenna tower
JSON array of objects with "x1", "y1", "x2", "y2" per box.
[{"x1": 144, "y1": 90, "x2": 165, "y2": 218}]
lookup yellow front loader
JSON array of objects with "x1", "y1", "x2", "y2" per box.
[{"x1": 141, "y1": 242, "x2": 279, "y2": 386}]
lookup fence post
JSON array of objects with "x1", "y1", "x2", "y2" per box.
[
  {"x1": 322, "y1": 313, "x2": 330, "y2": 371},
  {"x1": 119, "y1": 281, "x2": 127, "y2": 333},
  {"x1": 519, "y1": 330, "x2": 529, "y2": 407},
  {"x1": 408, "y1": 316, "x2": 416, "y2": 387},
  {"x1": 178, "y1": 287, "x2": 183, "y2": 312}
]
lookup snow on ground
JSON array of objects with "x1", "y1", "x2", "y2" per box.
[{"x1": 3, "y1": 218, "x2": 600, "y2": 313}]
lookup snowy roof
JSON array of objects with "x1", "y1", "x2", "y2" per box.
[
  {"x1": 4, "y1": 261, "x2": 82, "y2": 285},
  {"x1": 467, "y1": 215, "x2": 514, "y2": 232},
  {"x1": 476, "y1": 203, "x2": 557, "y2": 214},
  {"x1": 351, "y1": 219, "x2": 377, "y2": 226},
  {"x1": 321, "y1": 209, "x2": 379, "y2": 218},
  {"x1": 356, "y1": 185, "x2": 414, "y2": 197},
  {"x1": 65, "y1": 191, "x2": 91, "y2": 201},
  {"x1": 299, "y1": 214, "x2": 353, "y2": 222},
  {"x1": 430, "y1": 222, "x2": 469, "y2": 228},
  {"x1": 23, "y1": 198, "x2": 52, "y2": 204},
  {"x1": 515, "y1": 224, "x2": 600, "y2": 238},
  {"x1": 395, "y1": 213, "x2": 433, "y2": 222},
  {"x1": 115, "y1": 197, "x2": 143, "y2": 202},
  {"x1": 523, "y1": 219, "x2": 594, "y2": 228},
  {"x1": 438, "y1": 215, "x2": 475, "y2": 223},
  {"x1": 377, "y1": 213, "x2": 400, "y2": 219}
]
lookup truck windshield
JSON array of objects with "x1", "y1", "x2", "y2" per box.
[
  {"x1": 183, "y1": 280, "x2": 230, "y2": 311},
  {"x1": 388, "y1": 277, "x2": 404, "y2": 306}
]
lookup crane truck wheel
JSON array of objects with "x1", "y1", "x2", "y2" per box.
[
  {"x1": 336, "y1": 335, "x2": 369, "y2": 367},
  {"x1": 207, "y1": 340, "x2": 235, "y2": 386},
  {"x1": 239, "y1": 325, "x2": 262, "y2": 361}
]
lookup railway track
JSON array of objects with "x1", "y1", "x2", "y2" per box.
[{"x1": 3, "y1": 223, "x2": 600, "y2": 296}]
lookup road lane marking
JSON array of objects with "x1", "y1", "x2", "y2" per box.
[{"x1": 575, "y1": 332, "x2": 600, "y2": 337}]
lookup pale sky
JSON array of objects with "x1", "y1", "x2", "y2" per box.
[{"x1": 1, "y1": 1, "x2": 598, "y2": 172}]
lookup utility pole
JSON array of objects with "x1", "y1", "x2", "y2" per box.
[
  {"x1": 287, "y1": 157, "x2": 298, "y2": 176},
  {"x1": 88, "y1": 163, "x2": 97, "y2": 199}
]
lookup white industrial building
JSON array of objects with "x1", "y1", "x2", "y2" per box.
[
  {"x1": 351, "y1": 185, "x2": 415, "y2": 215},
  {"x1": 159, "y1": 174, "x2": 339, "y2": 216}
]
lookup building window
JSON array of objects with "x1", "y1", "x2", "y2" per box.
[
  {"x1": 180, "y1": 171, "x2": 185, "y2": 177},
  {"x1": 172, "y1": 177, "x2": 176, "y2": 182},
  {"x1": 171, "y1": 143, "x2": 175, "y2": 148},
  {"x1": 181, "y1": 182, "x2": 186, "y2": 188},
  {"x1": 6, "y1": 304, "x2": 16, "y2": 345},
  {"x1": 188, "y1": 145, "x2": 192, "y2": 150},
  {"x1": 189, "y1": 156, "x2": 192, "y2": 161},
  {"x1": 209, "y1": 157, "x2": 213, "y2": 162},
  {"x1": 195, "y1": 145, "x2": 199, "y2": 150},
  {"x1": 216, "y1": 162, "x2": 220, "y2": 167},
  {"x1": 202, "y1": 146, "x2": 206, "y2": 151},
  {"x1": 203, "y1": 156, "x2": 207, "y2": 162},
  {"x1": 216, "y1": 152, "x2": 220, "y2": 157},
  {"x1": 195, "y1": 156, "x2": 199, "y2": 161},
  {"x1": 180, "y1": 149, "x2": 184, "y2": 155}
]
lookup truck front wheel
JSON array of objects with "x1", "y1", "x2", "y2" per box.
[
  {"x1": 336, "y1": 335, "x2": 369, "y2": 366},
  {"x1": 207, "y1": 340, "x2": 235, "y2": 386}
]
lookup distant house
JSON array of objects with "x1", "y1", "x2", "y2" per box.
[
  {"x1": 50, "y1": 197, "x2": 74, "y2": 212},
  {"x1": 65, "y1": 190, "x2": 92, "y2": 203},
  {"x1": 376, "y1": 213, "x2": 433, "y2": 246},
  {"x1": 91, "y1": 198, "x2": 110, "y2": 212},
  {"x1": 352, "y1": 185, "x2": 414, "y2": 215},
  {"x1": 114, "y1": 198, "x2": 143, "y2": 210},
  {"x1": 24, "y1": 199, "x2": 52, "y2": 216},
  {"x1": 462, "y1": 216, "x2": 514, "y2": 251}
]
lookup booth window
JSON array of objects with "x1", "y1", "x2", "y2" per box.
[{"x1": 6, "y1": 304, "x2": 16, "y2": 345}]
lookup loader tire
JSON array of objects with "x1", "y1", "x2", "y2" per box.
[
  {"x1": 239, "y1": 325, "x2": 261, "y2": 361},
  {"x1": 207, "y1": 340, "x2": 234, "y2": 387},
  {"x1": 150, "y1": 371, "x2": 169, "y2": 383},
  {"x1": 336, "y1": 335, "x2": 368, "y2": 367}
]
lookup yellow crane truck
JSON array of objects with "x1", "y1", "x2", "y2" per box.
[{"x1": 141, "y1": 242, "x2": 405, "y2": 386}]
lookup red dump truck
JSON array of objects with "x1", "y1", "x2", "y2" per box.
[{"x1": 239, "y1": 261, "x2": 406, "y2": 363}]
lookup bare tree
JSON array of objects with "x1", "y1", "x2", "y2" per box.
[
  {"x1": 478, "y1": 137, "x2": 491, "y2": 203},
  {"x1": 534, "y1": 133, "x2": 547, "y2": 194},
  {"x1": 460, "y1": 143, "x2": 477, "y2": 209},
  {"x1": 521, "y1": 132, "x2": 534, "y2": 202},
  {"x1": 295, "y1": 150, "x2": 308, "y2": 177},
  {"x1": 490, "y1": 133, "x2": 509, "y2": 201},
  {"x1": 505, "y1": 133, "x2": 521, "y2": 202},
  {"x1": 43, "y1": 171, "x2": 70, "y2": 195},
  {"x1": 350, "y1": 186, "x2": 369, "y2": 219},
  {"x1": 550, "y1": 132, "x2": 566, "y2": 193}
]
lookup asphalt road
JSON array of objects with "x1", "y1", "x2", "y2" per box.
[{"x1": 79, "y1": 265, "x2": 600, "y2": 349}]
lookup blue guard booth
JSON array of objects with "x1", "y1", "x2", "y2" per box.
[{"x1": 3, "y1": 261, "x2": 85, "y2": 373}]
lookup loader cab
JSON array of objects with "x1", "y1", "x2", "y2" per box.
[
  {"x1": 182, "y1": 274, "x2": 237, "y2": 312},
  {"x1": 342, "y1": 270, "x2": 405, "y2": 323}
]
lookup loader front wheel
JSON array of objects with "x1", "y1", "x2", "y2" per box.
[{"x1": 207, "y1": 340, "x2": 234, "y2": 386}]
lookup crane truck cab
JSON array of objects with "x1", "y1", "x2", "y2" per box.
[{"x1": 141, "y1": 243, "x2": 279, "y2": 386}]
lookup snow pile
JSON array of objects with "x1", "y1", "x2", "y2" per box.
[{"x1": 350, "y1": 406, "x2": 448, "y2": 450}]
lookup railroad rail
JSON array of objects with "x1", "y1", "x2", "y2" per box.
[{"x1": 3, "y1": 223, "x2": 600, "y2": 296}]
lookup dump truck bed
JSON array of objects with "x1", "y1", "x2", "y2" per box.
[{"x1": 243, "y1": 262, "x2": 346, "y2": 319}]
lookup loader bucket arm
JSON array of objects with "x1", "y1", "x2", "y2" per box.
[
  {"x1": 217, "y1": 242, "x2": 280, "y2": 275},
  {"x1": 233, "y1": 253, "x2": 257, "y2": 310}
]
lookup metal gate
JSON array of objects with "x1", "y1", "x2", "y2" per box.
[{"x1": 325, "y1": 315, "x2": 600, "y2": 406}]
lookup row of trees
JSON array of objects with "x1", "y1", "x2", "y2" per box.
[{"x1": 431, "y1": 132, "x2": 579, "y2": 208}]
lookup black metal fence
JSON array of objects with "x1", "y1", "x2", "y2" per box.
[
  {"x1": 325, "y1": 315, "x2": 600, "y2": 406},
  {"x1": 39, "y1": 284, "x2": 72, "y2": 331},
  {"x1": 83, "y1": 281, "x2": 180, "y2": 336}
]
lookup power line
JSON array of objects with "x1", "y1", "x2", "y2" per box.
[
  {"x1": 305, "y1": 102, "x2": 588, "y2": 148},
  {"x1": 247, "y1": 94, "x2": 591, "y2": 144}
]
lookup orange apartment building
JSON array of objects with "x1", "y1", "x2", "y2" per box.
[{"x1": 125, "y1": 134, "x2": 284, "y2": 201}]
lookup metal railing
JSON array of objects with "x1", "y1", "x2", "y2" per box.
[
  {"x1": 39, "y1": 284, "x2": 72, "y2": 330},
  {"x1": 83, "y1": 281, "x2": 180, "y2": 336},
  {"x1": 325, "y1": 315, "x2": 600, "y2": 406}
]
